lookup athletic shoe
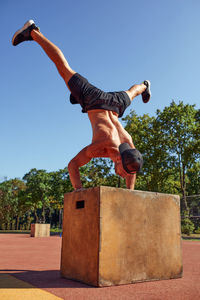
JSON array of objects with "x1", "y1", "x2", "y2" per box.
[
  {"x1": 12, "y1": 20, "x2": 39, "y2": 46},
  {"x1": 142, "y1": 80, "x2": 151, "y2": 103}
]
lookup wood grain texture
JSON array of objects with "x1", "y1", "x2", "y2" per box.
[{"x1": 61, "y1": 187, "x2": 182, "y2": 287}]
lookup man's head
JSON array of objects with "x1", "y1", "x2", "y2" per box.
[{"x1": 119, "y1": 143, "x2": 143, "y2": 174}]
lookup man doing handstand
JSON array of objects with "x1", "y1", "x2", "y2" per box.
[{"x1": 12, "y1": 20, "x2": 151, "y2": 191}]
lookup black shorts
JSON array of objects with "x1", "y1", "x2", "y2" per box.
[{"x1": 68, "y1": 73, "x2": 131, "y2": 118}]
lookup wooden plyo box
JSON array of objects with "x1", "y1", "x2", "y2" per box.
[
  {"x1": 30, "y1": 224, "x2": 50, "y2": 237},
  {"x1": 60, "y1": 186, "x2": 182, "y2": 287}
]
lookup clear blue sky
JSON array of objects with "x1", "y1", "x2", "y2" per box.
[{"x1": 1, "y1": 0, "x2": 200, "y2": 181}]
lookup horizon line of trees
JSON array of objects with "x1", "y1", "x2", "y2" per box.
[{"x1": 0, "y1": 100, "x2": 200, "y2": 231}]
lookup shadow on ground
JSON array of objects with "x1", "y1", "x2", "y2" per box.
[{"x1": 0, "y1": 270, "x2": 93, "y2": 289}]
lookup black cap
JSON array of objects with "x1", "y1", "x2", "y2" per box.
[{"x1": 119, "y1": 143, "x2": 143, "y2": 174}]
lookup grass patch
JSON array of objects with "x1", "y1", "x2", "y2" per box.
[
  {"x1": 182, "y1": 233, "x2": 200, "y2": 241},
  {"x1": 0, "y1": 230, "x2": 30, "y2": 234},
  {"x1": 50, "y1": 228, "x2": 62, "y2": 233},
  {"x1": 0, "y1": 229, "x2": 62, "y2": 236}
]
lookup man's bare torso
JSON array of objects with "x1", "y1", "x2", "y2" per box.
[{"x1": 87, "y1": 109, "x2": 134, "y2": 163}]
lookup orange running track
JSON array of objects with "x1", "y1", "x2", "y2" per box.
[{"x1": 0, "y1": 234, "x2": 200, "y2": 300}]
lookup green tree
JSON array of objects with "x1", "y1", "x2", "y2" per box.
[
  {"x1": 23, "y1": 169, "x2": 51, "y2": 223},
  {"x1": 123, "y1": 111, "x2": 175, "y2": 193},
  {"x1": 123, "y1": 101, "x2": 200, "y2": 207},
  {"x1": 0, "y1": 180, "x2": 15, "y2": 229},
  {"x1": 0, "y1": 179, "x2": 26, "y2": 229},
  {"x1": 156, "y1": 101, "x2": 200, "y2": 211},
  {"x1": 187, "y1": 162, "x2": 200, "y2": 195},
  {"x1": 49, "y1": 167, "x2": 72, "y2": 206},
  {"x1": 80, "y1": 158, "x2": 121, "y2": 188},
  {"x1": 49, "y1": 168, "x2": 72, "y2": 227}
]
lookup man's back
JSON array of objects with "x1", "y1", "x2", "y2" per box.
[{"x1": 87, "y1": 109, "x2": 134, "y2": 159}]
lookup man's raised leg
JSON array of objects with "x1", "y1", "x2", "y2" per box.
[
  {"x1": 31, "y1": 30, "x2": 75, "y2": 86},
  {"x1": 126, "y1": 80, "x2": 151, "y2": 103},
  {"x1": 12, "y1": 20, "x2": 75, "y2": 88}
]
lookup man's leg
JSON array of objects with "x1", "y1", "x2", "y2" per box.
[
  {"x1": 12, "y1": 21, "x2": 75, "y2": 88},
  {"x1": 126, "y1": 81, "x2": 151, "y2": 103},
  {"x1": 126, "y1": 84, "x2": 146, "y2": 100},
  {"x1": 31, "y1": 30, "x2": 76, "y2": 87}
]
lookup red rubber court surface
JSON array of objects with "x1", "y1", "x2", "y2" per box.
[{"x1": 0, "y1": 234, "x2": 200, "y2": 300}]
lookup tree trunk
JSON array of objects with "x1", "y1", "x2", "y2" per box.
[
  {"x1": 42, "y1": 206, "x2": 46, "y2": 223},
  {"x1": 59, "y1": 209, "x2": 63, "y2": 229},
  {"x1": 49, "y1": 208, "x2": 52, "y2": 226},
  {"x1": 16, "y1": 215, "x2": 20, "y2": 230},
  {"x1": 178, "y1": 153, "x2": 188, "y2": 213},
  {"x1": 118, "y1": 176, "x2": 121, "y2": 188},
  {"x1": 34, "y1": 208, "x2": 39, "y2": 223},
  {"x1": 181, "y1": 165, "x2": 189, "y2": 214},
  {"x1": 26, "y1": 211, "x2": 31, "y2": 230}
]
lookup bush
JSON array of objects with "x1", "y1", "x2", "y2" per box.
[
  {"x1": 11, "y1": 220, "x2": 16, "y2": 230},
  {"x1": 194, "y1": 227, "x2": 200, "y2": 234},
  {"x1": 1, "y1": 223, "x2": 6, "y2": 230},
  {"x1": 181, "y1": 216, "x2": 195, "y2": 236}
]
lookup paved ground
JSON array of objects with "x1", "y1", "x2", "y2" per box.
[{"x1": 0, "y1": 234, "x2": 200, "y2": 300}]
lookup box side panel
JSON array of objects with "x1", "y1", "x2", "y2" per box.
[
  {"x1": 30, "y1": 224, "x2": 50, "y2": 237},
  {"x1": 30, "y1": 224, "x2": 35, "y2": 237},
  {"x1": 61, "y1": 187, "x2": 100, "y2": 286},
  {"x1": 99, "y1": 187, "x2": 182, "y2": 286}
]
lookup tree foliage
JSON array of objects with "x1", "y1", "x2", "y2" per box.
[
  {"x1": 0, "y1": 179, "x2": 26, "y2": 229},
  {"x1": 123, "y1": 101, "x2": 200, "y2": 211},
  {"x1": 156, "y1": 101, "x2": 200, "y2": 210}
]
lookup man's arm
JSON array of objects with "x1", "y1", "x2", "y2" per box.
[
  {"x1": 125, "y1": 173, "x2": 136, "y2": 190},
  {"x1": 68, "y1": 146, "x2": 92, "y2": 190}
]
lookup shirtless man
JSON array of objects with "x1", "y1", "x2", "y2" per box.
[{"x1": 12, "y1": 20, "x2": 151, "y2": 191}]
